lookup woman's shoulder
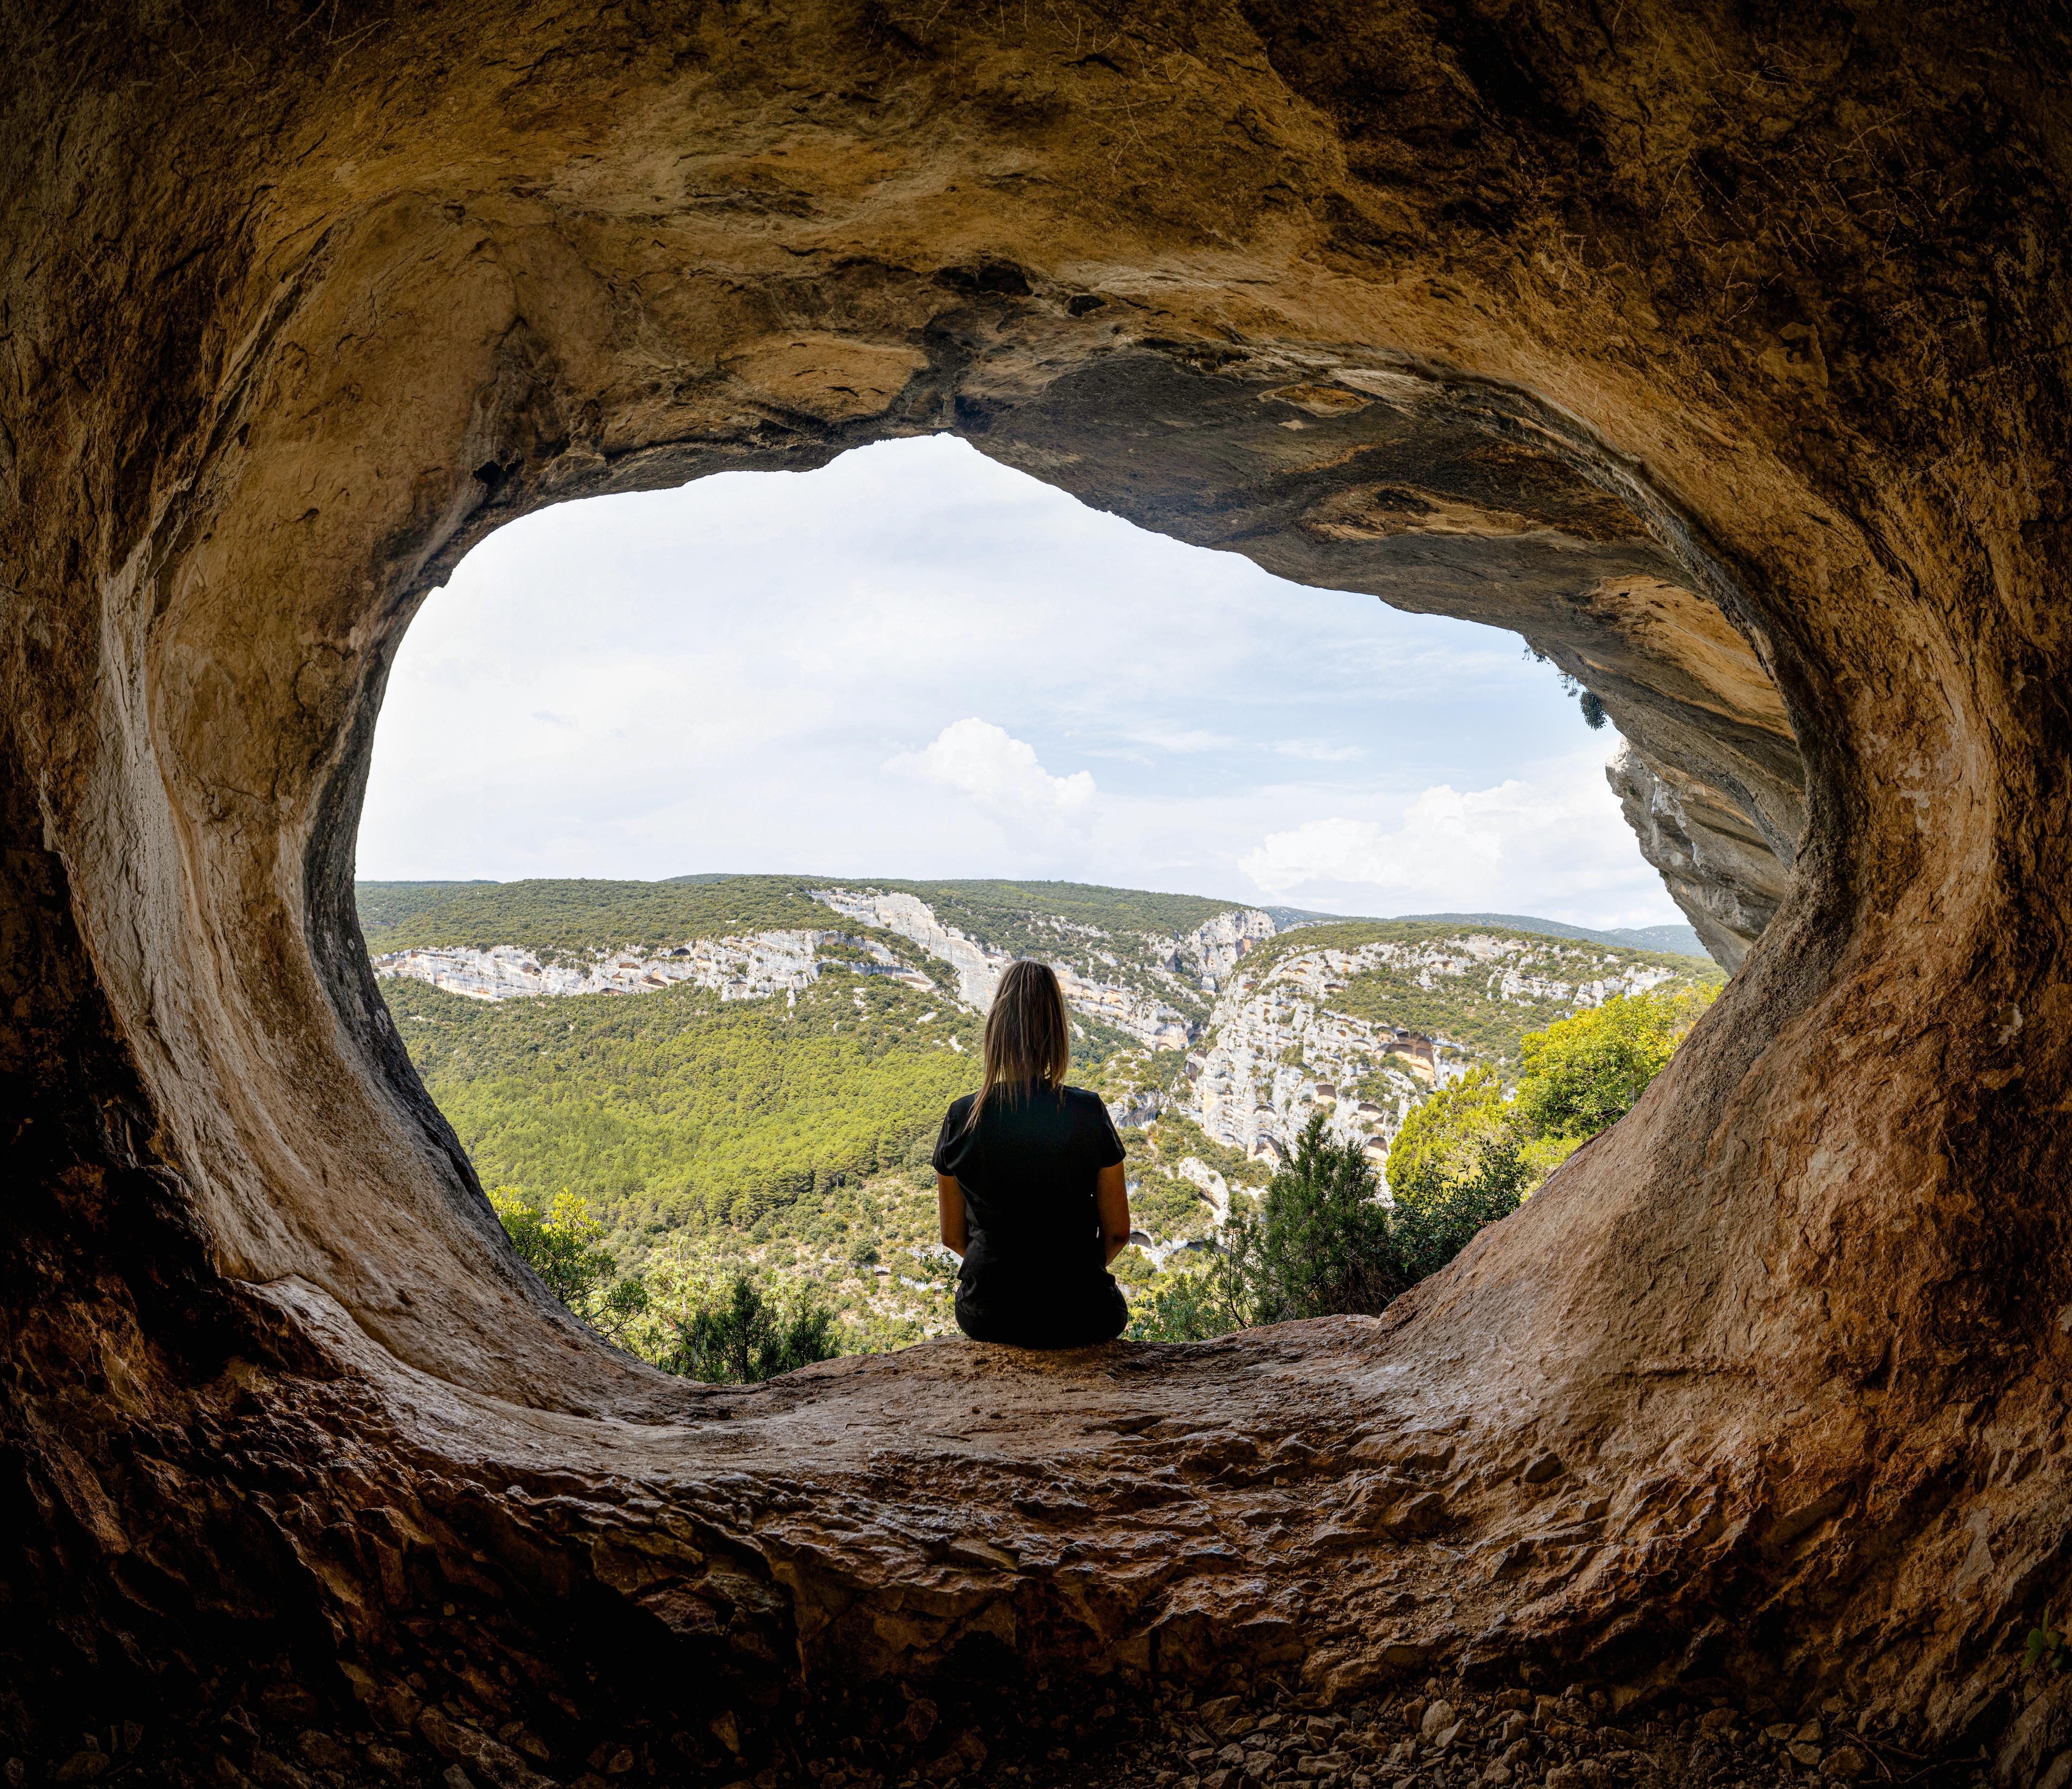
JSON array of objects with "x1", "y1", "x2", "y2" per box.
[
  {"x1": 943, "y1": 1092, "x2": 977, "y2": 1118},
  {"x1": 1059, "y1": 1085, "x2": 1110, "y2": 1114}
]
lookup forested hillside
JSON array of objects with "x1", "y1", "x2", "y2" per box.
[
  {"x1": 867, "y1": 879, "x2": 1245, "y2": 948},
  {"x1": 360, "y1": 875, "x2": 837, "y2": 961},
  {"x1": 1241, "y1": 919, "x2": 1722, "y2": 1071},
  {"x1": 385, "y1": 972, "x2": 978, "y2": 1233}
]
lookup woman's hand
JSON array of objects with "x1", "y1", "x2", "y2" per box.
[
  {"x1": 1096, "y1": 1163, "x2": 1132, "y2": 1265},
  {"x1": 937, "y1": 1174, "x2": 968, "y2": 1258}
]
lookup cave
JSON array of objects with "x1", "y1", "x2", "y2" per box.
[{"x1": 4, "y1": 2, "x2": 2070, "y2": 1785}]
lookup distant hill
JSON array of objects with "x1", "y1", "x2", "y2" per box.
[
  {"x1": 354, "y1": 880, "x2": 497, "y2": 932},
  {"x1": 357, "y1": 875, "x2": 836, "y2": 961},
  {"x1": 1214, "y1": 917, "x2": 1722, "y2": 1071},
  {"x1": 1387, "y1": 911, "x2": 1709, "y2": 961},
  {"x1": 358, "y1": 874, "x2": 1256, "y2": 957}
]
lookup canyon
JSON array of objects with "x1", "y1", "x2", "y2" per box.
[{"x1": 1177, "y1": 931, "x2": 1698, "y2": 1170}]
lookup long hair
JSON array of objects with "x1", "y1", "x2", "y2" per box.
[{"x1": 966, "y1": 959, "x2": 1072, "y2": 1129}]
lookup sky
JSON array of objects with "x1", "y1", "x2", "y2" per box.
[{"x1": 358, "y1": 434, "x2": 1681, "y2": 929}]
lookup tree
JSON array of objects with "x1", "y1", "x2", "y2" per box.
[
  {"x1": 1128, "y1": 1246, "x2": 1257, "y2": 1343},
  {"x1": 1385, "y1": 1068, "x2": 1520, "y2": 1203},
  {"x1": 657, "y1": 1274, "x2": 843, "y2": 1384},
  {"x1": 488, "y1": 1187, "x2": 650, "y2": 1342},
  {"x1": 1386, "y1": 1132, "x2": 1533, "y2": 1283},
  {"x1": 1242, "y1": 1115, "x2": 1400, "y2": 1322},
  {"x1": 1514, "y1": 986, "x2": 1714, "y2": 1146}
]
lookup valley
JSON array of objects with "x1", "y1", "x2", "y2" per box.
[{"x1": 366, "y1": 875, "x2": 1722, "y2": 1349}]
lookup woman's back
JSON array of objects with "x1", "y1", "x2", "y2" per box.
[
  {"x1": 934, "y1": 959, "x2": 1132, "y2": 1348},
  {"x1": 933, "y1": 1084, "x2": 1121, "y2": 1291}
]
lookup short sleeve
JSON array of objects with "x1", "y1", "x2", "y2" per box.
[
  {"x1": 1087, "y1": 1099, "x2": 1125, "y2": 1169},
  {"x1": 930, "y1": 1099, "x2": 969, "y2": 1176}
]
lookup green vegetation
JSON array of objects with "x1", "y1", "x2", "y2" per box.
[
  {"x1": 1135, "y1": 986, "x2": 1718, "y2": 1344},
  {"x1": 487, "y1": 1186, "x2": 651, "y2": 1341},
  {"x1": 1385, "y1": 1069, "x2": 1520, "y2": 1200},
  {"x1": 652, "y1": 1273, "x2": 843, "y2": 1383},
  {"x1": 870, "y1": 878, "x2": 1238, "y2": 952},
  {"x1": 1146, "y1": 1110, "x2": 1273, "y2": 1192},
  {"x1": 368, "y1": 876, "x2": 1727, "y2": 1369},
  {"x1": 386, "y1": 974, "x2": 978, "y2": 1232},
  {"x1": 355, "y1": 880, "x2": 496, "y2": 933},
  {"x1": 1131, "y1": 1114, "x2": 1523, "y2": 1340},
  {"x1": 487, "y1": 1189, "x2": 844, "y2": 1382},
  {"x1": 1515, "y1": 985, "x2": 1714, "y2": 1145},
  {"x1": 1237, "y1": 1117, "x2": 1398, "y2": 1322},
  {"x1": 1386, "y1": 986, "x2": 1716, "y2": 1194},
  {"x1": 360, "y1": 875, "x2": 845, "y2": 961},
  {"x1": 2023, "y1": 1609, "x2": 2069, "y2": 1676},
  {"x1": 1131, "y1": 1247, "x2": 1254, "y2": 1344},
  {"x1": 1233, "y1": 918, "x2": 1723, "y2": 1071}
]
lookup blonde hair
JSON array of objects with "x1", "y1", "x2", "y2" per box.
[{"x1": 967, "y1": 960, "x2": 1072, "y2": 1128}]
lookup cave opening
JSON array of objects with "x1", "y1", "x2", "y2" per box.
[
  {"x1": 9, "y1": 2, "x2": 2069, "y2": 1779},
  {"x1": 351, "y1": 428, "x2": 1726, "y2": 1362}
]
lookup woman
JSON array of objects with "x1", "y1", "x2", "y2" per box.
[{"x1": 931, "y1": 959, "x2": 1134, "y2": 1347}]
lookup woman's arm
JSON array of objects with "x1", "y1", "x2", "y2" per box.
[
  {"x1": 1095, "y1": 1163, "x2": 1132, "y2": 1265},
  {"x1": 937, "y1": 1175, "x2": 969, "y2": 1257}
]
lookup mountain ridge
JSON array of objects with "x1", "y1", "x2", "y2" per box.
[{"x1": 358, "y1": 878, "x2": 1712, "y2": 965}]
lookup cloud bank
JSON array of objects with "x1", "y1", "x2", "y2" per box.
[
  {"x1": 1237, "y1": 755, "x2": 1644, "y2": 914},
  {"x1": 891, "y1": 719, "x2": 1096, "y2": 823}
]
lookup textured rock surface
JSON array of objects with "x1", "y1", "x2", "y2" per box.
[
  {"x1": 1606, "y1": 743, "x2": 1794, "y2": 969},
  {"x1": 3, "y1": 2, "x2": 2071, "y2": 1785}
]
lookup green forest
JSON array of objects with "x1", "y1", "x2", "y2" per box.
[
  {"x1": 357, "y1": 873, "x2": 1259, "y2": 961},
  {"x1": 385, "y1": 972, "x2": 979, "y2": 1233},
  {"x1": 362, "y1": 875, "x2": 846, "y2": 962}
]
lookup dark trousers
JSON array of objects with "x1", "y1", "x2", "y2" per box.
[{"x1": 954, "y1": 1275, "x2": 1129, "y2": 1349}]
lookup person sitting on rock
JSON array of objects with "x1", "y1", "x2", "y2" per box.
[{"x1": 933, "y1": 959, "x2": 1134, "y2": 1347}]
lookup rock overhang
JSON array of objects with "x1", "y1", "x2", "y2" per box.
[{"x1": 3, "y1": 0, "x2": 2070, "y2": 1780}]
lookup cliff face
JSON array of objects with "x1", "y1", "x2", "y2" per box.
[
  {"x1": 1606, "y1": 744, "x2": 1794, "y2": 971},
  {"x1": 1178, "y1": 927, "x2": 1709, "y2": 1167},
  {"x1": 3, "y1": 3, "x2": 2071, "y2": 1784}
]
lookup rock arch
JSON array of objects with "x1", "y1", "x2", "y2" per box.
[{"x1": 3, "y1": 0, "x2": 2069, "y2": 1781}]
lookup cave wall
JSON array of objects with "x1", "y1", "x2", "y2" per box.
[{"x1": 3, "y1": 0, "x2": 2072, "y2": 1782}]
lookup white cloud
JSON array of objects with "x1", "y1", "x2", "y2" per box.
[
  {"x1": 891, "y1": 718, "x2": 1096, "y2": 823},
  {"x1": 1123, "y1": 725, "x2": 1238, "y2": 755},
  {"x1": 1239, "y1": 755, "x2": 1654, "y2": 917}
]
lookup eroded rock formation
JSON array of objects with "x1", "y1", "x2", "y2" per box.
[{"x1": 4, "y1": 1, "x2": 2070, "y2": 1784}]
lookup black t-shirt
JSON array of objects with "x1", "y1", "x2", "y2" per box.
[{"x1": 932, "y1": 1084, "x2": 1125, "y2": 1309}]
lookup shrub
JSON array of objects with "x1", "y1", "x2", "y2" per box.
[
  {"x1": 1129, "y1": 1250, "x2": 1255, "y2": 1343},
  {"x1": 1240, "y1": 1116, "x2": 1401, "y2": 1323},
  {"x1": 1137, "y1": 1110, "x2": 1531, "y2": 1344},
  {"x1": 657, "y1": 1273, "x2": 843, "y2": 1384},
  {"x1": 1385, "y1": 1067, "x2": 1520, "y2": 1203},
  {"x1": 1386, "y1": 1132, "x2": 1532, "y2": 1283},
  {"x1": 488, "y1": 1187, "x2": 649, "y2": 1342}
]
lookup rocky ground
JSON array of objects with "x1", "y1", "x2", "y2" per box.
[
  {"x1": 889, "y1": 1675, "x2": 1995, "y2": 1789},
  {"x1": 800, "y1": 1680, "x2": 1990, "y2": 1789},
  {"x1": 43, "y1": 1663, "x2": 1999, "y2": 1789}
]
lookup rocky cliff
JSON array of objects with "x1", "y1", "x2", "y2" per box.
[{"x1": 1175, "y1": 924, "x2": 1710, "y2": 1170}]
